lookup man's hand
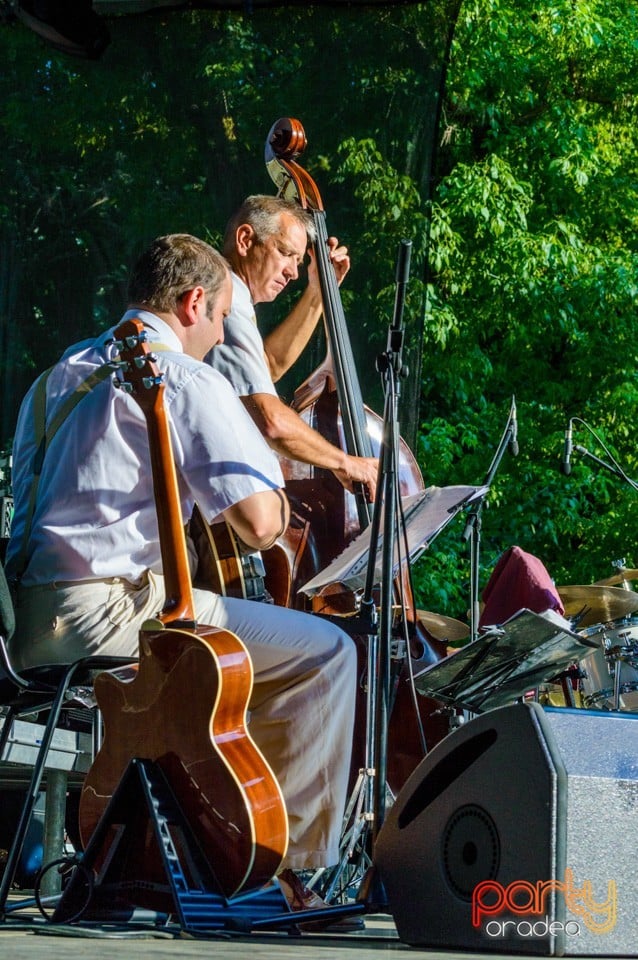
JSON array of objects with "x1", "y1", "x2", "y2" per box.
[
  {"x1": 307, "y1": 236, "x2": 350, "y2": 293},
  {"x1": 333, "y1": 454, "x2": 378, "y2": 503}
]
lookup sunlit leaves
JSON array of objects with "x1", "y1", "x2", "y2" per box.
[{"x1": 413, "y1": 0, "x2": 638, "y2": 613}]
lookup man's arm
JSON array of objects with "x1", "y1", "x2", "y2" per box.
[
  {"x1": 242, "y1": 393, "x2": 378, "y2": 502},
  {"x1": 263, "y1": 284, "x2": 323, "y2": 382},
  {"x1": 223, "y1": 488, "x2": 290, "y2": 551},
  {"x1": 263, "y1": 237, "x2": 350, "y2": 382}
]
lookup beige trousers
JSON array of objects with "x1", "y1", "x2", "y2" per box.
[{"x1": 12, "y1": 574, "x2": 357, "y2": 870}]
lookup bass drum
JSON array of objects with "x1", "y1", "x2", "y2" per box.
[{"x1": 579, "y1": 616, "x2": 638, "y2": 712}]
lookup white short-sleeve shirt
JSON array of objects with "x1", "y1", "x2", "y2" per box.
[
  {"x1": 205, "y1": 273, "x2": 278, "y2": 397},
  {"x1": 6, "y1": 310, "x2": 283, "y2": 586}
]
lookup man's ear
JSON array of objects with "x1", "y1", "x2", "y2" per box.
[
  {"x1": 235, "y1": 223, "x2": 256, "y2": 257},
  {"x1": 178, "y1": 285, "x2": 206, "y2": 326}
]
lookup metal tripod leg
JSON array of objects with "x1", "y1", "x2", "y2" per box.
[{"x1": 309, "y1": 622, "x2": 379, "y2": 902}]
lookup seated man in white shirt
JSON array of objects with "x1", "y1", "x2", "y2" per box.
[{"x1": 5, "y1": 233, "x2": 360, "y2": 930}]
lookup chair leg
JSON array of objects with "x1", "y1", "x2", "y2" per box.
[
  {"x1": 40, "y1": 769, "x2": 69, "y2": 898},
  {"x1": 0, "y1": 679, "x2": 75, "y2": 916},
  {"x1": 0, "y1": 706, "x2": 18, "y2": 760}
]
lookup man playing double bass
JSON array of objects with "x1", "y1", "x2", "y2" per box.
[
  {"x1": 207, "y1": 194, "x2": 378, "y2": 502},
  {"x1": 5, "y1": 233, "x2": 360, "y2": 931}
]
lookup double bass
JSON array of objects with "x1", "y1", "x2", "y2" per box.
[{"x1": 261, "y1": 118, "x2": 453, "y2": 793}]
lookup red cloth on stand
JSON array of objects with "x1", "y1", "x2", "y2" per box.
[{"x1": 479, "y1": 545, "x2": 565, "y2": 629}]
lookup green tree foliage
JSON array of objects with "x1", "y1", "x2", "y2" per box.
[
  {"x1": 0, "y1": 1, "x2": 636, "y2": 620},
  {"x1": 0, "y1": 3, "x2": 455, "y2": 437},
  {"x1": 405, "y1": 0, "x2": 638, "y2": 614}
]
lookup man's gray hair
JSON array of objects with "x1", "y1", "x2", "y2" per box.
[{"x1": 223, "y1": 195, "x2": 316, "y2": 256}]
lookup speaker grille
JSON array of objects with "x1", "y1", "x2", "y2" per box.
[{"x1": 441, "y1": 804, "x2": 500, "y2": 900}]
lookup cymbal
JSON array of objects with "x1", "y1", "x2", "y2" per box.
[
  {"x1": 594, "y1": 568, "x2": 638, "y2": 587},
  {"x1": 417, "y1": 609, "x2": 470, "y2": 644},
  {"x1": 557, "y1": 585, "x2": 638, "y2": 629}
]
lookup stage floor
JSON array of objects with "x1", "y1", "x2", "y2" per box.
[{"x1": 0, "y1": 894, "x2": 622, "y2": 960}]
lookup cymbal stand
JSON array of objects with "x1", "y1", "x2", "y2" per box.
[
  {"x1": 312, "y1": 240, "x2": 413, "y2": 909},
  {"x1": 463, "y1": 397, "x2": 517, "y2": 643}
]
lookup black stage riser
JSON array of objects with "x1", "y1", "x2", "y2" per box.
[{"x1": 374, "y1": 702, "x2": 638, "y2": 956}]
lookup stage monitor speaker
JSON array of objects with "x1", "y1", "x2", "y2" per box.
[{"x1": 374, "y1": 702, "x2": 638, "y2": 956}]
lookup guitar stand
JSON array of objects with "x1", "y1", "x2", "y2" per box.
[{"x1": 52, "y1": 757, "x2": 364, "y2": 936}]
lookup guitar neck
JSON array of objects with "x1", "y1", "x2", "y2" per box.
[
  {"x1": 146, "y1": 406, "x2": 196, "y2": 625},
  {"x1": 114, "y1": 318, "x2": 196, "y2": 626}
]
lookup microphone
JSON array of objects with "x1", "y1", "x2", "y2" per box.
[
  {"x1": 508, "y1": 397, "x2": 519, "y2": 456},
  {"x1": 391, "y1": 239, "x2": 412, "y2": 334},
  {"x1": 561, "y1": 420, "x2": 573, "y2": 475}
]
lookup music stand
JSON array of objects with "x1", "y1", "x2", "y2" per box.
[
  {"x1": 300, "y1": 484, "x2": 488, "y2": 598},
  {"x1": 413, "y1": 608, "x2": 599, "y2": 713}
]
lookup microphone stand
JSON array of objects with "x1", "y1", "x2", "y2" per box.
[
  {"x1": 463, "y1": 397, "x2": 517, "y2": 643},
  {"x1": 314, "y1": 241, "x2": 412, "y2": 910},
  {"x1": 358, "y1": 238, "x2": 413, "y2": 909},
  {"x1": 573, "y1": 444, "x2": 638, "y2": 491},
  {"x1": 565, "y1": 418, "x2": 637, "y2": 491}
]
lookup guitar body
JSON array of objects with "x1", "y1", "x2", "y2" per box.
[
  {"x1": 80, "y1": 622, "x2": 288, "y2": 905},
  {"x1": 190, "y1": 503, "x2": 290, "y2": 607},
  {"x1": 189, "y1": 504, "x2": 247, "y2": 600}
]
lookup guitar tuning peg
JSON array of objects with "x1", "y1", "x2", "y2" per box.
[
  {"x1": 113, "y1": 378, "x2": 134, "y2": 394},
  {"x1": 142, "y1": 375, "x2": 163, "y2": 389}
]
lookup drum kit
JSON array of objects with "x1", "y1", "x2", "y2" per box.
[
  {"x1": 557, "y1": 566, "x2": 638, "y2": 712},
  {"x1": 415, "y1": 564, "x2": 638, "y2": 717}
]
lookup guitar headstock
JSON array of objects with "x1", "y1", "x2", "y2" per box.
[{"x1": 111, "y1": 318, "x2": 164, "y2": 416}]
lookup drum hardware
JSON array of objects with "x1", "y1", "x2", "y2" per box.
[
  {"x1": 578, "y1": 616, "x2": 638, "y2": 712},
  {"x1": 537, "y1": 662, "x2": 586, "y2": 709},
  {"x1": 594, "y1": 558, "x2": 638, "y2": 590}
]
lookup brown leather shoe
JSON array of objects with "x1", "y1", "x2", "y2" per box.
[{"x1": 278, "y1": 868, "x2": 365, "y2": 933}]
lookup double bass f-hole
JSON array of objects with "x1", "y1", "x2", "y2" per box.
[{"x1": 265, "y1": 117, "x2": 373, "y2": 528}]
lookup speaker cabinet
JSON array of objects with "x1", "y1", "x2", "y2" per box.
[{"x1": 374, "y1": 702, "x2": 638, "y2": 955}]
